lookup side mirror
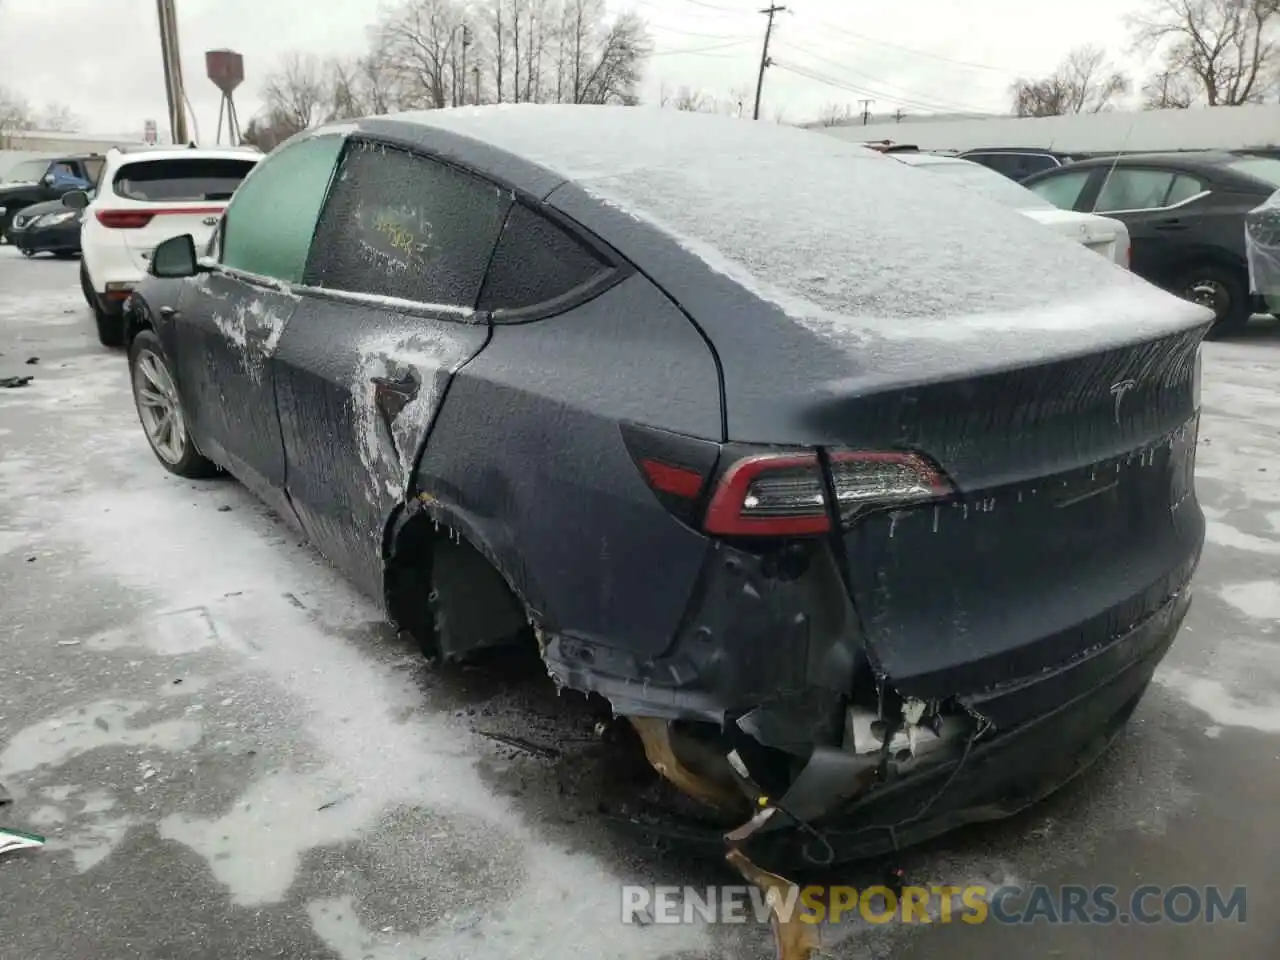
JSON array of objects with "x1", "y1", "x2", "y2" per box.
[
  {"x1": 150, "y1": 234, "x2": 202, "y2": 279},
  {"x1": 62, "y1": 190, "x2": 89, "y2": 210},
  {"x1": 42, "y1": 172, "x2": 56, "y2": 186}
]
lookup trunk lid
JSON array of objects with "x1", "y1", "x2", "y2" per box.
[{"x1": 830, "y1": 326, "x2": 1205, "y2": 702}]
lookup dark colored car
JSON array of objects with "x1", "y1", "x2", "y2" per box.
[
  {"x1": 7, "y1": 195, "x2": 86, "y2": 257},
  {"x1": 0, "y1": 154, "x2": 102, "y2": 242},
  {"x1": 1023, "y1": 151, "x2": 1280, "y2": 334},
  {"x1": 957, "y1": 147, "x2": 1092, "y2": 182},
  {"x1": 123, "y1": 107, "x2": 1209, "y2": 869}
]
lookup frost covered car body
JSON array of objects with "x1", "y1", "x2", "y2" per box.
[{"x1": 123, "y1": 106, "x2": 1211, "y2": 869}]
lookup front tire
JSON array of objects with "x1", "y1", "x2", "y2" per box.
[{"x1": 128, "y1": 330, "x2": 219, "y2": 478}]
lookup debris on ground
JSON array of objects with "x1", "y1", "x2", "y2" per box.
[
  {"x1": 24, "y1": 357, "x2": 38, "y2": 365},
  {"x1": 0, "y1": 828, "x2": 46, "y2": 857},
  {"x1": 0, "y1": 376, "x2": 33, "y2": 388},
  {"x1": 480, "y1": 731, "x2": 562, "y2": 760}
]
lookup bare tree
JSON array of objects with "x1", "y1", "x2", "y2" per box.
[
  {"x1": 1010, "y1": 44, "x2": 1131, "y2": 116},
  {"x1": 817, "y1": 102, "x2": 855, "y2": 126},
  {"x1": 1129, "y1": 0, "x2": 1280, "y2": 106},
  {"x1": 0, "y1": 86, "x2": 30, "y2": 148},
  {"x1": 379, "y1": 0, "x2": 466, "y2": 110},
  {"x1": 262, "y1": 52, "x2": 328, "y2": 130},
  {"x1": 1142, "y1": 65, "x2": 1198, "y2": 106},
  {"x1": 37, "y1": 103, "x2": 79, "y2": 132},
  {"x1": 671, "y1": 85, "x2": 714, "y2": 112},
  {"x1": 564, "y1": 5, "x2": 651, "y2": 104}
]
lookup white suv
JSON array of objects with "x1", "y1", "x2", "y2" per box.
[{"x1": 67, "y1": 145, "x2": 261, "y2": 346}]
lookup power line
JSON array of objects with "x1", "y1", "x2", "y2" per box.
[
  {"x1": 650, "y1": 39, "x2": 755, "y2": 57},
  {"x1": 683, "y1": 0, "x2": 744, "y2": 12},
  {"x1": 776, "y1": 40, "x2": 993, "y2": 113},
  {"x1": 807, "y1": 17, "x2": 1027, "y2": 75},
  {"x1": 772, "y1": 59, "x2": 989, "y2": 115},
  {"x1": 753, "y1": 4, "x2": 785, "y2": 120}
]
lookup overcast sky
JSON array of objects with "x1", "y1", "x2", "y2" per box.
[{"x1": 0, "y1": 0, "x2": 1156, "y2": 136}]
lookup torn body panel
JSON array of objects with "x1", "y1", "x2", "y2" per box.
[{"x1": 273, "y1": 298, "x2": 489, "y2": 601}]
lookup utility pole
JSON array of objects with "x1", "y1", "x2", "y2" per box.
[
  {"x1": 156, "y1": 0, "x2": 188, "y2": 144},
  {"x1": 473, "y1": 65, "x2": 481, "y2": 106},
  {"x1": 753, "y1": 5, "x2": 785, "y2": 121},
  {"x1": 858, "y1": 98, "x2": 874, "y2": 125}
]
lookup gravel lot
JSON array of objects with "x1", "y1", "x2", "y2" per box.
[{"x1": 1, "y1": 247, "x2": 1277, "y2": 958}]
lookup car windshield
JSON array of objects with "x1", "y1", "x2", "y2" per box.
[
  {"x1": 916, "y1": 160, "x2": 1054, "y2": 211},
  {"x1": 1227, "y1": 156, "x2": 1280, "y2": 189},
  {"x1": 1, "y1": 159, "x2": 50, "y2": 183}
]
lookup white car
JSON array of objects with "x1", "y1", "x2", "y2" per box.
[
  {"x1": 893, "y1": 152, "x2": 1131, "y2": 269},
  {"x1": 66, "y1": 145, "x2": 261, "y2": 346}
]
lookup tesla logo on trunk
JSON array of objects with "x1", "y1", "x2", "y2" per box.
[
  {"x1": 1110, "y1": 379, "x2": 1137, "y2": 424},
  {"x1": 201, "y1": 216, "x2": 218, "y2": 226}
]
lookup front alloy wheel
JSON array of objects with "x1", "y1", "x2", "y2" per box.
[
  {"x1": 128, "y1": 331, "x2": 219, "y2": 478},
  {"x1": 133, "y1": 348, "x2": 187, "y2": 465}
]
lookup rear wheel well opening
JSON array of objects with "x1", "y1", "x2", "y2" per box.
[{"x1": 385, "y1": 508, "x2": 532, "y2": 662}]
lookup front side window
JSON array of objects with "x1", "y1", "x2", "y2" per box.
[
  {"x1": 478, "y1": 202, "x2": 613, "y2": 313},
  {"x1": 305, "y1": 141, "x2": 510, "y2": 307},
  {"x1": 114, "y1": 158, "x2": 258, "y2": 203},
  {"x1": 220, "y1": 136, "x2": 342, "y2": 283},
  {"x1": 1028, "y1": 170, "x2": 1092, "y2": 210},
  {"x1": 1093, "y1": 169, "x2": 1178, "y2": 213}
]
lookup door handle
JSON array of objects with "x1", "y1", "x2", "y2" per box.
[
  {"x1": 371, "y1": 372, "x2": 420, "y2": 422},
  {"x1": 1153, "y1": 219, "x2": 1188, "y2": 230}
]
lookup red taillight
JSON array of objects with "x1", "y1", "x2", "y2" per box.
[
  {"x1": 96, "y1": 210, "x2": 154, "y2": 229},
  {"x1": 703, "y1": 450, "x2": 950, "y2": 537},
  {"x1": 639, "y1": 458, "x2": 706, "y2": 499}
]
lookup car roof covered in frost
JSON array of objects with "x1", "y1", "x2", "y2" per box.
[{"x1": 345, "y1": 105, "x2": 1209, "y2": 353}]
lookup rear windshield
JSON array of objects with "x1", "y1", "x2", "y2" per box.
[
  {"x1": 1227, "y1": 156, "x2": 1280, "y2": 189},
  {"x1": 112, "y1": 158, "x2": 257, "y2": 202},
  {"x1": 915, "y1": 160, "x2": 1053, "y2": 211}
]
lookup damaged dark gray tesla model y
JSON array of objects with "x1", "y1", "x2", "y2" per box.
[{"x1": 124, "y1": 105, "x2": 1210, "y2": 871}]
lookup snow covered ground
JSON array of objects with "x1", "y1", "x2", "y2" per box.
[{"x1": 1, "y1": 248, "x2": 1277, "y2": 958}]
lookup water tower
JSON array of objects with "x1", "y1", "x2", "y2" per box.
[{"x1": 206, "y1": 49, "x2": 245, "y2": 145}]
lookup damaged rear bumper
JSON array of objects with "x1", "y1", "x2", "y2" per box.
[
  {"x1": 742, "y1": 587, "x2": 1187, "y2": 868},
  {"x1": 545, "y1": 533, "x2": 1191, "y2": 867}
]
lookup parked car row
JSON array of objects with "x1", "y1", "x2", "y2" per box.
[
  {"x1": 865, "y1": 140, "x2": 1280, "y2": 335},
  {"x1": 1022, "y1": 151, "x2": 1280, "y2": 334}
]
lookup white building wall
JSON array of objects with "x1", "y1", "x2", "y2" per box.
[{"x1": 817, "y1": 105, "x2": 1280, "y2": 154}]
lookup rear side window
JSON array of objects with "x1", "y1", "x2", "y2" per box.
[
  {"x1": 113, "y1": 158, "x2": 257, "y2": 202},
  {"x1": 1093, "y1": 169, "x2": 1179, "y2": 212},
  {"x1": 477, "y1": 203, "x2": 612, "y2": 313},
  {"x1": 220, "y1": 136, "x2": 342, "y2": 283},
  {"x1": 305, "y1": 141, "x2": 510, "y2": 308},
  {"x1": 964, "y1": 153, "x2": 1018, "y2": 178},
  {"x1": 1165, "y1": 174, "x2": 1206, "y2": 205},
  {"x1": 1028, "y1": 169, "x2": 1092, "y2": 210}
]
